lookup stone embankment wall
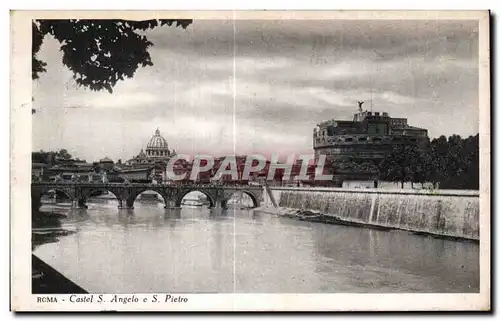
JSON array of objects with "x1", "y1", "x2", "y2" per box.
[{"x1": 262, "y1": 187, "x2": 480, "y2": 240}]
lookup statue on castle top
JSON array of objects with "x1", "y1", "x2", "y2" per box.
[{"x1": 357, "y1": 101, "x2": 364, "y2": 112}]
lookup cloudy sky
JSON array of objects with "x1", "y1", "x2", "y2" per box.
[{"x1": 32, "y1": 19, "x2": 479, "y2": 162}]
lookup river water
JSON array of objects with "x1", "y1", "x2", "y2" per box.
[{"x1": 33, "y1": 198, "x2": 479, "y2": 293}]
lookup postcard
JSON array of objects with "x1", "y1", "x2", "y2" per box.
[{"x1": 10, "y1": 10, "x2": 490, "y2": 311}]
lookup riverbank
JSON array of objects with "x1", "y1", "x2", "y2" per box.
[
  {"x1": 256, "y1": 205, "x2": 479, "y2": 243},
  {"x1": 32, "y1": 254, "x2": 88, "y2": 294},
  {"x1": 32, "y1": 209, "x2": 87, "y2": 293},
  {"x1": 261, "y1": 187, "x2": 480, "y2": 241}
]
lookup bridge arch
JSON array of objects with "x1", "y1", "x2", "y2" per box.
[
  {"x1": 33, "y1": 187, "x2": 74, "y2": 210},
  {"x1": 84, "y1": 188, "x2": 122, "y2": 201},
  {"x1": 176, "y1": 189, "x2": 215, "y2": 208},
  {"x1": 127, "y1": 188, "x2": 169, "y2": 208},
  {"x1": 224, "y1": 190, "x2": 260, "y2": 208},
  {"x1": 39, "y1": 188, "x2": 73, "y2": 200}
]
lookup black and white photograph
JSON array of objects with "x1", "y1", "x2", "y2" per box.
[{"x1": 10, "y1": 10, "x2": 490, "y2": 311}]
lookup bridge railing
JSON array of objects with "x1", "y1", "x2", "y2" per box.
[{"x1": 32, "y1": 181, "x2": 263, "y2": 189}]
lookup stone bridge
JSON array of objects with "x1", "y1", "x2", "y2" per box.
[{"x1": 32, "y1": 182, "x2": 264, "y2": 210}]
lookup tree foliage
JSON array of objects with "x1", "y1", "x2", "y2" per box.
[
  {"x1": 32, "y1": 149, "x2": 77, "y2": 165},
  {"x1": 57, "y1": 148, "x2": 72, "y2": 160},
  {"x1": 378, "y1": 144, "x2": 424, "y2": 188},
  {"x1": 32, "y1": 19, "x2": 192, "y2": 93},
  {"x1": 435, "y1": 134, "x2": 480, "y2": 189},
  {"x1": 32, "y1": 150, "x2": 53, "y2": 165},
  {"x1": 378, "y1": 134, "x2": 479, "y2": 190}
]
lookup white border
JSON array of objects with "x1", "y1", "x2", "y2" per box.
[{"x1": 9, "y1": 9, "x2": 491, "y2": 312}]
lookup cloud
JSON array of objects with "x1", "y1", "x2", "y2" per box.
[{"x1": 32, "y1": 19, "x2": 479, "y2": 162}]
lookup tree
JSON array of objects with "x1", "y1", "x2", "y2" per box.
[
  {"x1": 446, "y1": 135, "x2": 465, "y2": 182},
  {"x1": 428, "y1": 135, "x2": 449, "y2": 188},
  {"x1": 56, "y1": 149, "x2": 72, "y2": 160},
  {"x1": 32, "y1": 150, "x2": 50, "y2": 164},
  {"x1": 32, "y1": 149, "x2": 74, "y2": 165},
  {"x1": 446, "y1": 134, "x2": 479, "y2": 189},
  {"x1": 410, "y1": 151, "x2": 433, "y2": 188},
  {"x1": 462, "y1": 134, "x2": 480, "y2": 189},
  {"x1": 425, "y1": 134, "x2": 479, "y2": 190},
  {"x1": 378, "y1": 144, "x2": 424, "y2": 188},
  {"x1": 33, "y1": 19, "x2": 192, "y2": 93}
]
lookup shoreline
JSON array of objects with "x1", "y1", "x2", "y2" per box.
[
  {"x1": 255, "y1": 206, "x2": 479, "y2": 243},
  {"x1": 32, "y1": 210, "x2": 86, "y2": 294},
  {"x1": 32, "y1": 254, "x2": 88, "y2": 294}
]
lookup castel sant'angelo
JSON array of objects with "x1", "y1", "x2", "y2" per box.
[{"x1": 313, "y1": 101, "x2": 429, "y2": 185}]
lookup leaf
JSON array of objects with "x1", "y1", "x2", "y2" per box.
[{"x1": 32, "y1": 19, "x2": 193, "y2": 90}]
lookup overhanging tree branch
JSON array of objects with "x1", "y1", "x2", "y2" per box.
[{"x1": 32, "y1": 19, "x2": 192, "y2": 93}]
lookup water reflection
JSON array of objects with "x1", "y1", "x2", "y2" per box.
[{"x1": 33, "y1": 199, "x2": 479, "y2": 294}]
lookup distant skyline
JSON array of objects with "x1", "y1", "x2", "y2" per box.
[{"x1": 32, "y1": 19, "x2": 479, "y2": 162}]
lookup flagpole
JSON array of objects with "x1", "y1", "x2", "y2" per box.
[{"x1": 370, "y1": 89, "x2": 373, "y2": 112}]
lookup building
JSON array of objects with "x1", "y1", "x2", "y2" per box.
[
  {"x1": 126, "y1": 128, "x2": 177, "y2": 181},
  {"x1": 127, "y1": 128, "x2": 177, "y2": 165},
  {"x1": 313, "y1": 102, "x2": 429, "y2": 185},
  {"x1": 98, "y1": 156, "x2": 115, "y2": 171},
  {"x1": 115, "y1": 167, "x2": 154, "y2": 183},
  {"x1": 32, "y1": 163, "x2": 50, "y2": 181},
  {"x1": 45, "y1": 162, "x2": 97, "y2": 182}
]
